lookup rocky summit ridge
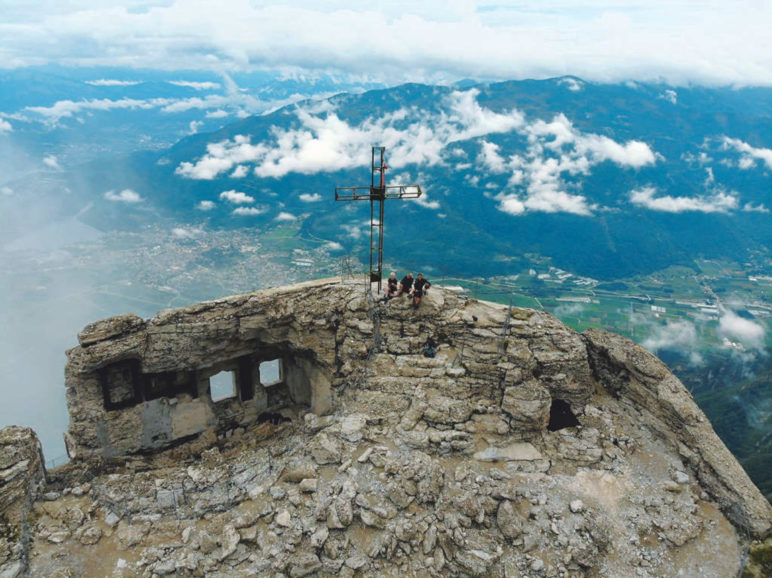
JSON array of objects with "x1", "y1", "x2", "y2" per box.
[{"x1": 1, "y1": 278, "x2": 771, "y2": 577}]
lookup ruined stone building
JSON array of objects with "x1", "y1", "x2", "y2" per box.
[{"x1": 0, "y1": 279, "x2": 770, "y2": 577}]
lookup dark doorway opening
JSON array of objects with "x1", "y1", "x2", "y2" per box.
[{"x1": 547, "y1": 399, "x2": 580, "y2": 431}]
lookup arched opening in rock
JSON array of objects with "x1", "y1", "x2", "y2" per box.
[{"x1": 547, "y1": 399, "x2": 580, "y2": 431}]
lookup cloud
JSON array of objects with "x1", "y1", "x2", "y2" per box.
[
  {"x1": 85, "y1": 79, "x2": 140, "y2": 86},
  {"x1": 324, "y1": 241, "x2": 343, "y2": 251},
  {"x1": 743, "y1": 202, "x2": 769, "y2": 213},
  {"x1": 643, "y1": 320, "x2": 698, "y2": 352},
  {"x1": 189, "y1": 120, "x2": 203, "y2": 134},
  {"x1": 275, "y1": 211, "x2": 297, "y2": 221},
  {"x1": 232, "y1": 206, "x2": 265, "y2": 216},
  {"x1": 299, "y1": 193, "x2": 322, "y2": 202},
  {"x1": 0, "y1": 119, "x2": 13, "y2": 133},
  {"x1": 177, "y1": 135, "x2": 268, "y2": 179},
  {"x1": 2, "y1": 3, "x2": 772, "y2": 86},
  {"x1": 43, "y1": 155, "x2": 61, "y2": 170},
  {"x1": 171, "y1": 227, "x2": 202, "y2": 238},
  {"x1": 26, "y1": 97, "x2": 174, "y2": 123},
  {"x1": 718, "y1": 309, "x2": 766, "y2": 351},
  {"x1": 1, "y1": 186, "x2": 13, "y2": 196},
  {"x1": 169, "y1": 80, "x2": 221, "y2": 90},
  {"x1": 206, "y1": 109, "x2": 229, "y2": 119},
  {"x1": 177, "y1": 88, "x2": 651, "y2": 219},
  {"x1": 22, "y1": 79, "x2": 270, "y2": 125},
  {"x1": 629, "y1": 186, "x2": 738, "y2": 213},
  {"x1": 659, "y1": 89, "x2": 677, "y2": 104},
  {"x1": 497, "y1": 195, "x2": 526, "y2": 216},
  {"x1": 104, "y1": 189, "x2": 142, "y2": 203},
  {"x1": 414, "y1": 194, "x2": 441, "y2": 210},
  {"x1": 477, "y1": 141, "x2": 508, "y2": 174},
  {"x1": 553, "y1": 302, "x2": 585, "y2": 317},
  {"x1": 522, "y1": 188, "x2": 594, "y2": 216},
  {"x1": 177, "y1": 88, "x2": 526, "y2": 179},
  {"x1": 218, "y1": 189, "x2": 254, "y2": 204},
  {"x1": 558, "y1": 78, "x2": 583, "y2": 92},
  {"x1": 230, "y1": 165, "x2": 248, "y2": 178},
  {"x1": 483, "y1": 113, "x2": 654, "y2": 217},
  {"x1": 196, "y1": 200, "x2": 216, "y2": 210},
  {"x1": 721, "y1": 137, "x2": 772, "y2": 170}
]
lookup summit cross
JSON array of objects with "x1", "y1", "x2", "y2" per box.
[{"x1": 335, "y1": 146, "x2": 422, "y2": 292}]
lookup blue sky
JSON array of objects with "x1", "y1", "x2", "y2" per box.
[{"x1": 1, "y1": 1, "x2": 771, "y2": 85}]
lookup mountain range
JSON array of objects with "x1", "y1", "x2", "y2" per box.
[{"x1": 9, "y1": 75, "x2": 768, "y2": 282}]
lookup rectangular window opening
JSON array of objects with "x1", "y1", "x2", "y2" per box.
[
  {"x1": 260, "y1": 359, "x2": 282, "y2": 387},
  {"x1": 101, "y1": 360, "x2": 141, "y2": 410},
  {"x1": 209, "y1": 370, "x2": 237, "y2": 402}
]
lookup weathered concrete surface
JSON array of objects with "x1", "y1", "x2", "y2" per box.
[
  {"x1": 3, "y1": 279, "x2": 769, "y2": 576},
  {"x1": 0, "y1": 427, "x2": 45, "y2": 577}
]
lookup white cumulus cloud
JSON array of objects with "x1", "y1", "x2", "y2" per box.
[
  {"x1": 484, "y1": 113, "x2": 654, "y2": 217},
  {"x1": 643, "y1": 320, "x2": 698, "y2": 353},
  {"x1": 43, "y1": 155, "x2": 61, "y2": 170},
  {"x1": 176, "y1": 89, "x2": 525, "y2": 181},
  {"x1": 176, "y1": 89, "x2": 654, "y2": 219},
  {"x1": 299, "y1": 193, "x2": 322, "y2": 202},
  {"x1": 0, "y1": 119, "x2": 13, "y2": 133},
  {"x1": 232, "y1": 206, "x2": 265, "y2": 216},
  {"x1": 172, "y1": 227, "x2": 202, "y2": 238},
  {"x1": 196, "y1": 200, "x2": 216, "y2": 210},
  {"x1": 629, "y1": 186, "x2": 738, "y2": 213},
  {"x1": 659, "y1": 89, "x2": 677, "y2": 104},
  {"x1": 721, "y1": 137, "x2": 772, "y2": 170},
  {"x1": 743, "y1": 202, "x2": 770, "y2": 213},
  {"x1": 718, "y1": 309, "x2": 766, "y2": 351},
  {"x1": 104, "y1": 189, "x2": 142, "y2": 203},
  {"x1": 275, "y1": 212, "x2": 297, "y2": 221},
  {"x1": 558, "y1": 78, "x2": 583, "y2": 92},
  {"x1": 219, "y1": 190, "x2": 254, "y2": 204},
  {"x1": 230, "y1": 165, "x2": 248, "y2": 178}
]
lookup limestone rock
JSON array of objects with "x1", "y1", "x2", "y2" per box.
[
  {"x1": 497, "y1": 500, "x2": 524, "y2": 539},
  {"x1": 77, "y1": 313, "x2": 145, "y2": 346},
  {"x1": 473, "y1": 442, "x2": 543, "y2": 463},
  {"x1": 11, "y1": 280, "x2": 770, "y2": 577},
  {"x1": 501, "y1": 380, "x2": 551, "y2": 430}
]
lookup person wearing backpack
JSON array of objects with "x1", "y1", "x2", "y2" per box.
[{"x1": 412, "y1": 273, "x2": 431, "y2": 308}]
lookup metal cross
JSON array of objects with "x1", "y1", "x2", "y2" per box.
[{"x1": 335, "y1": 146, "x2": 422, "y2": 292}]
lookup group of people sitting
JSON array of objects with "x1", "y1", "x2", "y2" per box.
[{"x1": 383, "y1": 271, "x2": 431, "y2": 307}]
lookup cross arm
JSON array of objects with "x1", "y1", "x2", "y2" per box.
[{"x1": 335, "y1": 184, "x2": 422, "y2": 201}]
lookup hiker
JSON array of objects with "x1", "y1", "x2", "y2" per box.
[
  {"x1": 384, "y1": 272, "x2": 400, "y2": 300},
  {"x1": 400, "y1": 272, "x2": 414, "y2": 296},
  {"x1": 412, "y1": 273, "x2": 431, "y2": 308}
]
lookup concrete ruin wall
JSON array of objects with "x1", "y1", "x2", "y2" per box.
[{"x1": 64, "y1": 279, "x2": 343, "y2": 459}]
